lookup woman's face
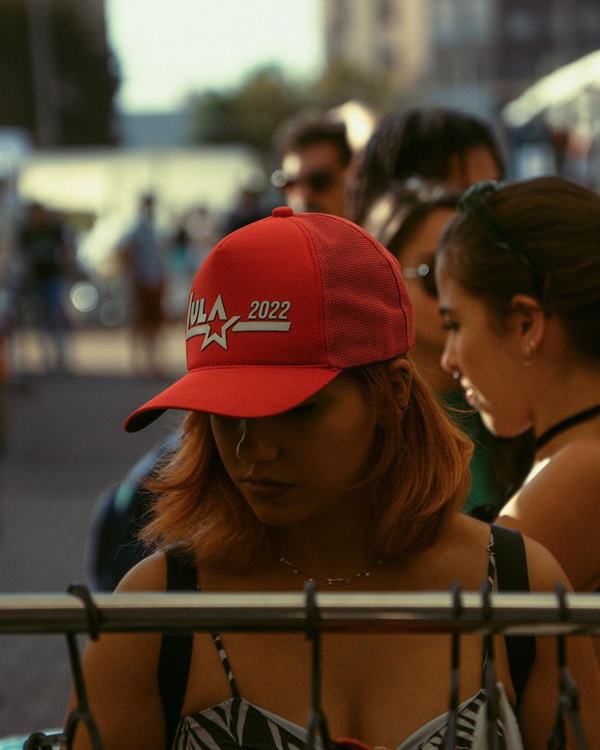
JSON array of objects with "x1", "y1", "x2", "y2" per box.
[
  {"x1": 210, "y1": 374, "x2": 379, "y2": 528},
  {"x1": 397, "y1": 207, "x2": 455, "y2": 354},
  {"x1": 436, "y1": 271, "x2": 532, "y2": 437},
  {"x1": 447, "y1": 146, "x2": 501, "y2": 190}
]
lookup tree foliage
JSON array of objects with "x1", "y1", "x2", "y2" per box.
[
  {"x1": 187, "y1": 60, "x2": 393, "y2": 159},
  {"x1": 0, "y1": 0, "x2": 119, "y2": 146},
  {"x1": 189, "y1": 66, "x2": 306, "y2": 158}
]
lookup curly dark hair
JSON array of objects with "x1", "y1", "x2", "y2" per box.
[{"x1": 350, "y1": 107, "x2": 504, "y2": 225}]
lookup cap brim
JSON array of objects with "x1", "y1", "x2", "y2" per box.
[{"x1": 124, "y1": 366, "x2": 342, "y2": 432}]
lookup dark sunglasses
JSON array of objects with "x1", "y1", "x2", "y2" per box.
[
  {"x1": 458, "y1": 180, "x2": 544, "y2": 297},
  {"x1": 402, "y1": 256, "x2": 437, "y2": 298},
  {"x1": 271, "y1": 168, "x2": 337, "y2": 194}
]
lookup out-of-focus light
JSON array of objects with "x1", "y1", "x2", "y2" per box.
[
  {"x1": 70, "y1": 282, "x2": 99, "y2": 313},
  {"x1": 328, "y1": 100, "x2": 377, "y2": 152},
  {"x1": 502, "y1": 49, "x2": 600, "y2": 128},
  {"x1": 99, "y1": 300, "x2": 126, "y2": 328}
]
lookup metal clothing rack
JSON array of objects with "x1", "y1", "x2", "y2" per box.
[
  {"x1": 2, "y1": 585, "x2": 597, "y2": 750},
  {"x1": 2, "y1": 590, "x2": 600, "y2": 635}
]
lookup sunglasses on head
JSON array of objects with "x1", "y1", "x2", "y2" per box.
[
  {"x1": 458, "y1": 180, "x2": 544, "y2": 297},
  {"x1": 271, "y1": 168, "x2": 337, "y2": 194},
  {"x1": 402, "y1": 255, "x2": 437, "y2": 298}
]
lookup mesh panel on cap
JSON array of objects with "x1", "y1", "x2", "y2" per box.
[{"x1": 297, "y1": 214, "x2": 412, "y2": 367}]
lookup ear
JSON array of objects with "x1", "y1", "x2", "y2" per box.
[
  {"x1": 385, "y1": 357, "x2": 413, "y2": 411},
  {"x1": 509, "y1": 294, "x2": 546, "y2": 360}
]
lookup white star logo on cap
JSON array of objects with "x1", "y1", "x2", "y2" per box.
[{"x1": 199, "y1": 314, "x2": 240, "y2": 351}]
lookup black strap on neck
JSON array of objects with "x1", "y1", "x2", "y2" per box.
[
  {"x1": 535, "y1": 403, "x2": 600, "y2": 450},
  {"x1": 491, "y1": 525, "x2": 535, "y2": 713},
  {"x1": 159, "y1": 546, "x2": 197, "y2": 750}
]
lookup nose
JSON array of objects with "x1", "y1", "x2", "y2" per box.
[
  {"x1": 285, "y1": 185, "x2": 310, "y2": 213},
  {"x1": 235, "y1": 417, "x2": 280, "y2": 463},
  {"x1": 440, "y1": 335, "x2": 459, "y2": 377}
]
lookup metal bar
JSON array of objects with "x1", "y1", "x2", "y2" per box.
[{"x1": 1, "y1": 591, "x2": 600, "y2": 635}]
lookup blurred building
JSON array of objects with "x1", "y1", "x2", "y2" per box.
[
  {"x1": 322, "y1": 0, "x2": 600, "y2": 114},
  {"x1": 117, "y1": 111, "x2": 193, "y2": 149},
  {"x1": 429, "y1": 0, "x2": 600, "y2": 106},
  {"x1": 0, "y1": 0, "x2": 118, "y2": 147},
  {"x1": 323, "y1": 0, "x2": 430, "y2": 89}
]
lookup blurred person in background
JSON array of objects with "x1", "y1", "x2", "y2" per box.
[
  {"x1": 220, "y1": 181, "x2": 270, "y2": 235},
  {"x1": 164, "y1": 221, "x2": 196, "y2": 322},
  {"x1": 271, "y1": 113, "x2": 353, "y2": 217},
  {"x1": 117, "y1": 193, "x2": 165, "y2": 378},
  {"x1": 186, "y1": 205, "x2": 217, "y2": 268},
  {"x1": 365, "y1": 182, "x2": 533, "y2": 520},
  {"x1": 437, "y1": 177, "x2": 600, "y2": 624},
  {"x1": 349, "y1": 107, "x2": 504, "y2": 226},
  {"x1": 17, "y1": 201, "x2": 75, "y2": 374}
]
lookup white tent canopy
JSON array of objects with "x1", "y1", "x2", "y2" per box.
[{"x1": 502, "y1": 49, "x2": 600, "y2": 128}]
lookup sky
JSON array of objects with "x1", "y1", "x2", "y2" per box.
[{"x1": 104, "y1": 0, "x2": 325, "y2": 113}]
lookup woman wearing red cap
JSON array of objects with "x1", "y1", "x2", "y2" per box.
[
  {"x1": 69, "y1": 207, "x2": 599, "y2": 749},
  {"x1": 436, "y1": 177, "x2": 600, "y2": 649}
]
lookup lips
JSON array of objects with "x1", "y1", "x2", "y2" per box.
[{"x1": 240, "y1": 476, "x2": 296, "y2": 499}]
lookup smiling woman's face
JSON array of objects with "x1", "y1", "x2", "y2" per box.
[
  {"x1": 209, "y1": 373, "x2": 379, "y2": 528},
  {"x1": 436, "y1": 271, "x2": 533, "y2": 437}
]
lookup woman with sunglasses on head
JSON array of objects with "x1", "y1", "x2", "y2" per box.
[
  {"x1": 69, "y1": 208, "x2": 599, "y2": 750},
  {"x1": 436, "y1": 176, "x2": 600, "y2": 648},
  {"x1": 364, "y1": 182, "x2": 532, "y2": 520}
]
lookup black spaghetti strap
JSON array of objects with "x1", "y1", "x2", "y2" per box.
[
  {"x1": 159, "y1": 546, "x2": 197, "y2": 750},
  {"x1": 491, "y1": 524, "x2": 536, "y2": 713}
]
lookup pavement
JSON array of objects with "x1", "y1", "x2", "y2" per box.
[{"x1": 0, "y1": 325, "x2": 185, "y2": 737}]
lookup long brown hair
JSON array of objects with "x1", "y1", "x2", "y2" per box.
[{"x1": 141, "y1": 361, "x2": 472, "y2": 572}]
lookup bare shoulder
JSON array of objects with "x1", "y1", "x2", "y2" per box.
[
  {"x1": 526, "y1": 440, "x2": 600, "y2": 500},
  {"x1": 498, "y1": 443, "x2": 600, "y2": 590},
  {"x1": 544, "y1": 439, "x2": 600, "y2": 474},
  {"x1": 70, "y1": 553, "x2": 168, "y2": 748},
  {"x1": 115, "y1": 550, "x2": 167, "y2": 592},
  {"x1": 519, "y1": 534, "x2": 572, "y2": 592}
]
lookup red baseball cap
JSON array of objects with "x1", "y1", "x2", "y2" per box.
[{"x1": 124, "y1": 206, "x2": 413, "y2": 432}]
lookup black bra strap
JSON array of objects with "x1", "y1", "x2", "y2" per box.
[
  {"x1": 491, "y1": 524, "x2": 536, "y2": 713},
  {"x1": 159, "y1": 546, "x2": 197, "y2": 750}
]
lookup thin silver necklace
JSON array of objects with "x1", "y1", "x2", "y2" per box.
[{"x1": 278, "y1": 554, "x2": 384, "y2": 585}]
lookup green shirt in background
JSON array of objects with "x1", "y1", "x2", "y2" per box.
[{"x1": 441, "y1": 389, "x2": 507, "y2": 519}]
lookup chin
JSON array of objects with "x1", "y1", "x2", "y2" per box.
[
  {"x1": 246, "y1": 502, "x2": 312, "y2": 528},
  {"x1": 480, "y1": 410, "x2": 532, "y2": 438}
]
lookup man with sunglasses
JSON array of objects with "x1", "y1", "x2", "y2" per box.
[{"x1": 271, "y1": 115, "x2": 353, "y2": 217}]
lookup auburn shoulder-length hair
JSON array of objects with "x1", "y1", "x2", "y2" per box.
[{"x1": 141, "y1": 360, "x2": 473, "y2": 573}]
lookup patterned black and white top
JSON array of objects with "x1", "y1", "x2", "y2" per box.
[{"x1": 166, "y1": 529, "x2": 527, "y2": 750}]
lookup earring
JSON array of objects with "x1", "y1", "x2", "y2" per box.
[
  {"x1": 523, "y1": 340, "x2": 537, "y2": 367},
  {"x1": 451, "y1": 370, "x2": 461, "y2": 381}
]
